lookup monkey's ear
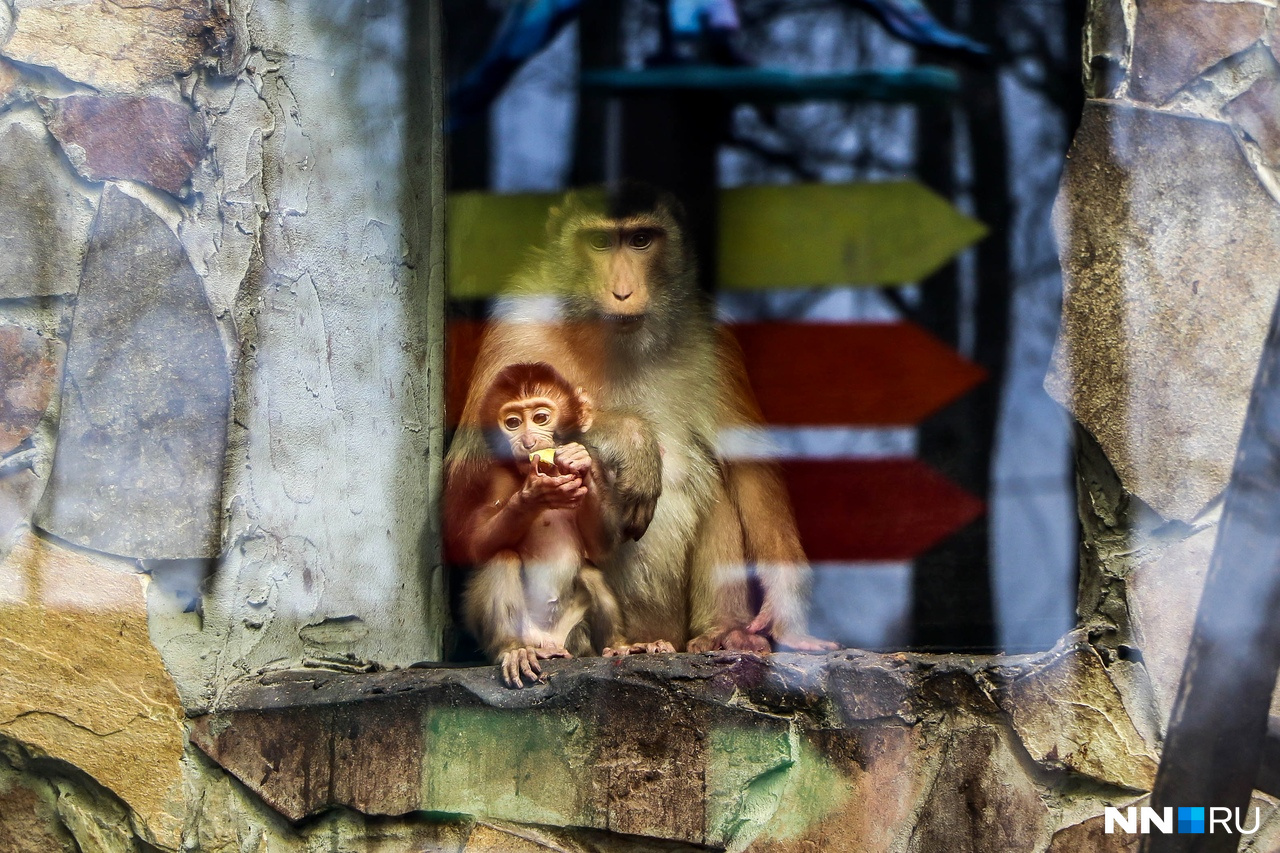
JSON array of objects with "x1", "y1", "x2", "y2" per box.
[{"x1": 575, "y1": 387, "x2": 594, "y2": 431}]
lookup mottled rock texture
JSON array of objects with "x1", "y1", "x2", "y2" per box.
[
  {"x1": 0, "y1": 532, "x2": 186, "y2": 849},
  {"x1": 1226, "y1": 76, "x2": 1280, "y2": 170},
  {"x1": 1126, "y1": 526, "x2": 1215, "y2": 726},
  {"x1": 45, "y1": 95, "x2": 205, "y2": 195},
  {"x1": 191, "y1": 645, "x2": 1150, "y2": 853},
  {"x1": 993, "y1": 644, "x2": 1158, "y2": 789},
  {"x1": 0, "y1": 117, "x2": 97, "y2": 300},
  {"x1": 35, "y1": 185, "x2": 230, "y2": 560},
  {"x1": 0, "y1": 761, "x2": 78, "y2": 853},
  {"x1": 1129, "y1": 0, "x2": 1266, "y2": 104},
  {"x1": 0, "y1": 325, "x2": 63, "y2": 455},
  {"x1": 1048, "y1": 101, "x2": 1280, "y2": 522},
  {"x1": 1047, "y1": 811, "x2": 1141, "y2": 852},
  {"x1": 2, "y1": 0, "x2": 231, "y2": 93},
  {"x1": 0, "y1": 58, "x2": 20, "y2": 107},
  {"x1": 1086, "y1": 0, "x2": 1128, "y2": 99}
]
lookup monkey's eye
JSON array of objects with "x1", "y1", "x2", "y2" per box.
[
  {"x1": 504, "y1": 416, "x2": 521, "y2": 431},
  {"x1": 628, "y1": 231, "x2": 653, "y2": 250},
  {"x1": 532, "y1": 410, "x2": 550, "y2": 426},
  {"x1": 587, "y1": 231, "x2": 612, "y2": 251}
]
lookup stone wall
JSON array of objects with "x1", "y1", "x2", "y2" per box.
[
  {"x1": 0, "y1": 0, "x2": 445, "y2": 845},
  {"x1": 2, "y1": 0, "x2": 1280, "y2": 850},
  {"x1": 1049, "y1": 0, "x2": 1280, "y2": 729}
]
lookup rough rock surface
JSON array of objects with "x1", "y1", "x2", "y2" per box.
[
  {"x1": 0, "y1": 117, "x2": 97, "y2": 300},
  {"x1": 1047, "y1": 811, "x2": 1141, "y2": 852},
  {"x1": 1226, "y1": 76, "x2": 1280, "y2": 170},
  {"x1": 1129, "y1": 0, "x2": 1266, "y2": 104},
  {"x1": 1126, "y1": 527, "x2": 1215, "y2": 726},
  {"x1": 191, "y1": 645, "x2": 1150, "y2": 852},
  {"x1": 0, "y1": 758, "x2": 78, "y2": 853},
  {"x1": 0, "y1": 325, "x2": 63, "y2": 455},
  {"x1": 993, "y1": 644, "x2": 1158, "y2": 789},
  {"x1": 0, "y1": 532, "x2": 186, "y2": 848},
  {"x1": 0, "y1": 58, "x2": 20, "y2": 107},
  {"x1": 35, "y1": 186, "x2": 230, "y2": 559},
  {"x1": 2, "y1": 0, "x2": 231, "y2": 94},
  {"x1": 45, "y1": 95, "x2": 205, "y2": 195},
  {"x1": 1048, "y1": 101, "x2": 1280, "y2": 521}
]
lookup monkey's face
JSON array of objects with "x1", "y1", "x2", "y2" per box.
[
  {"x1": 497, "y1": 396, "x2": 560, "y2": 465},
  {"x1": 573, "y1": 217, "x2": 666, "y2": 325}
]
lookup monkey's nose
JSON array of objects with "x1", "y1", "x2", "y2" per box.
[{"x1": 613, "y1": 291, "x2": 631, "y2": 301}]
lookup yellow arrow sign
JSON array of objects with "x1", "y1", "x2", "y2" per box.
[{"x1": 447, "y1": 182, "x2": 985, "y2": 299}]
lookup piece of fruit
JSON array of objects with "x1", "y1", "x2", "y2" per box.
[{"x1": 529, "y1": 448, "x2": 556, "y2": 471}]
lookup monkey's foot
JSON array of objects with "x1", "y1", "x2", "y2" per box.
[
  {"x1": 686, "y1": 628, "x2": 772, "y2": 654},
  {"x1": 603, "y1": 640, "x2": 676, "y2": 656},
  {"x1": 774, "y1": 633, "x2": 840, "y2": 653},
  {"x1": 499, "y1": 644, "x2": 572, "y2": 688}
]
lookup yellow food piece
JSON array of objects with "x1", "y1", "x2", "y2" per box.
[{"x1": 529, "y1": 448, "x2": 556, "y2": 468}]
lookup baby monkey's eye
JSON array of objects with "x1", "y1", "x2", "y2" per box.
[
  {"x1": 587, "y1": 231, "x2": 611, "y2": 251},
  {"x1": 628, "y1": 231, "x2": 653, "y2": 250},
  {"x1": 532, "y1": 411, "x2": 550, "y2": 426},
  {"x1": 504, "y1": 416, "x2": 521, "y2": 430}
]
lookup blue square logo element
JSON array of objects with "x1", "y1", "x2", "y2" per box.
[{"x1": 1178, "y1": 807, "x2": 1205, "y2": 834}]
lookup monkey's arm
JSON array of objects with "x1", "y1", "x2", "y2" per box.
[
  {"x1": 466, "y1": 468, "x2": 586, "y2": 565},
  {"x1": 553, "y1": 442, "x2": 614, "y2": 561},
  {"x1": 578, "y1": 410, "x2": 663, "y2": 542}
]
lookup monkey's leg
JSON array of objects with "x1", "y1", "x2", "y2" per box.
[
  {"x1": 576, "y1": 564, "x2": 677, "y2": 656},
  {"x1": 581, "y1": 410, "x2": 663, "y2": 542},
  {"x1": 461, "y1": 551, "x2": 558, "y2": 687},
  {"x1": 462, "y1": 550, "x2": 528, "y2": 657},
  {"x1": 686, "y1": 483, "x2": 772, "y2": 654},
  {"x1": 575, "y1": 565, "x2": 627, "y2": 654},
  {"x1": 729, "y1": 462, "x2": 839, "y2": 652}
]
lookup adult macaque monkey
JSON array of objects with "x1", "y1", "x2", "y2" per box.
[
  {"x1": 456, "y1": 362, "x2": 673, "y2": 687},
  {"x1": 447, "y1": 183, "x2": 835, "y2": 653}
]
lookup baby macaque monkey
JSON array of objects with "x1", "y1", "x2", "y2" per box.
[{"x1": 461, "y1": 362, "x2": 672, "y2": 687}]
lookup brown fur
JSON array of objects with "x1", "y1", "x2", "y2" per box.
[
  {"x1": 446, "y1": 185, "x2": 834, "y2": 653},
  {"x1": 458, "y1": 362, "x2": 628, "y2": 686}
]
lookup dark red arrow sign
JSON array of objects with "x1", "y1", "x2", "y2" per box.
[
  {"x1": 768, "y1": 459, "x2": 985, "y2": 562},
  {"x1": 729, "y1": 322, "x2": 985, "y2": 426},
  {"x1": 448, "y1": 320, "x2": 984, "y2": 428}
]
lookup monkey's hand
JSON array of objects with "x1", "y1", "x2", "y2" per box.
[
  {"x1": 499, "y1": 643, "x2": 573, "y2": 688},
  {"x1": 554, "y1": 442, "x2": 593, "y2": 479},
  {"x1": 583, "y1": 411, "x2": 663, "y2": 541},
  {"x1": 747, "y1": 608, "x2": 839, "y2": 653},
  {"x1": 687, "y1": 628, "x2": 772, "y2": 654},
  {"x1": 603, "y1": 640, "x2": 676, "y2": 656},
  {"x1": 519, "y1": 470, "x2": 587, "y2": 511}
]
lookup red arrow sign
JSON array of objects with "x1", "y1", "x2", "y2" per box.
[
  {"x1": 730, "y1": 322, "x2": 985, "y2": 426},
  {"x1": 448, "y1": 321, "x2": 984, "y2": 428},
  {"x1": 770, "y1": 459, "x2": 985, "y2": 562}
]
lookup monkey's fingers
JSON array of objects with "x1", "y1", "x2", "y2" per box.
[
  {"x1": 622, "y1": 500, "x2": 656, "y2": 541},
  {"x1": 604, "y1": 640, "x2": 676, "y2": 656},
  {"x1": 555, "y1": 443, "x2": 593, "y2": 475},
  {"x1": 499, "y1": 648, "x2": 544, "y2": 688},
  {"x1": 535, "y1": 644, "x2": 572, "y2": 660},
  {"x1": 499, "y1": 651, "x2": 525, "y2": 688},
  {"x1": 687, "y1": 628, "x2": 771, "y2": 654},
  {"x1": 518, "y1": 647, "x2": 542, "y2": 684},
  {"x1": 722, "y1": 628, "x2": 773, "y2": 654}
]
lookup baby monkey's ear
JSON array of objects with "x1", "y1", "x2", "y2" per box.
[{"x1": 575, "y1": 387, "x2": 594, "y2": 432}]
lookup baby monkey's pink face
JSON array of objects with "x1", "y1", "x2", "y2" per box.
[{"x1": 498, "y1": 396, "x2": 560, "y2": 464}]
